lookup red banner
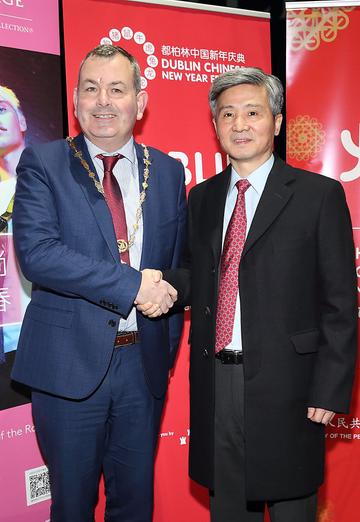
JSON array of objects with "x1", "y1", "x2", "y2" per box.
[
  {"x1": 62, "y1": 1, "x2": 270, "y2": 520},
  {"x1": 286, "y1": 5, "x2": 360, "y2": 521}
]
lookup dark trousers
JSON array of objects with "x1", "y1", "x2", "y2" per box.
[
  {"x1": 210, "y1": 359, "x2": 317, "y2": 522},
  {"x1": 32, "y1": 343, "x2": 164, "y2": 522}
]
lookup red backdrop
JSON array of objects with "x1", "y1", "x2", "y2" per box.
[
  {"x1": 62, "y1": 1, "x2": 271, "y2": 520},
  {"x1": 286, "y1": 5, "x2": 360, "y2": 521}
]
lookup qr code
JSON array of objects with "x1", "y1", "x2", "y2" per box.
[{"x1": 25, "y1": 465, "x2": 51, "y2": 506}]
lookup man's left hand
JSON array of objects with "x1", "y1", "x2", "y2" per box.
[{"x1": 307, "y1": 407, "x2": 335, "y2": 425}]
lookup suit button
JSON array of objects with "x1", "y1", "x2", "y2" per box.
[
  {"x1": 211, "y1": 267, "x2": 216, "y2": 274},
  {"x1": 204, "y1": 306, "x2": 211, "y2": 317},
  {"x1": 108, "y1": 319, "x2": 116, "y2": 327},
  {"x1": 202, "y1": 348, "x2": 209, "y2": 358}
]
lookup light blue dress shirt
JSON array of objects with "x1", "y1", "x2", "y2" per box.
[
  {"x1": 222, "y1": 155, "x2": 274, "y2": 352},
  {"x1": 85, "y1": 136, "x2": 142, "y2": 332}
]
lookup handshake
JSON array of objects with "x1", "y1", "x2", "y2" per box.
[{"x1": 135, "y1": 268, "x2": 177, "y2": 318}]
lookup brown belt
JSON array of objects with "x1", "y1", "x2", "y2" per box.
[{"x1": 114, "y1": 331, "x2": 140, "y2": 347}]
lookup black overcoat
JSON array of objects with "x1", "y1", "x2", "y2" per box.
[{"x1": 166, "y1": 156, "x2": 357, "y2": 501}]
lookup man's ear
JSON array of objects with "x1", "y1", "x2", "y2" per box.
[
  {"x1": 73, "y1": 87, "x2": 78, "y2": 119},
  {"x1": 18, "y1": 112, "x2": 27, "y2": 132},
  {"x1": 212, "y1": 118, "x2": 219, "y2": 139},
  {"x1": 136, "y1": 91, "x2": 148, "y2": 120},
  {"x1": 274, "y1": 113, "x2": 283, "y2": 136}
]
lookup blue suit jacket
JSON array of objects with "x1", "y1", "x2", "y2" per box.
[{"x1": 11, "y1": 134, "x2": 186, "y2": 399}]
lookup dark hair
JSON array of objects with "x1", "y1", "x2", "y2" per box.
[
  {"x1": 209, "y1": 67, "x2": 284, "y2": 118},
  {"x1": 78, "y1": 44, "x2": 141, "y2": 93}
]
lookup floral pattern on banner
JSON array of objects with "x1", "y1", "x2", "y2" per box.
[
  {"x1": 286, "y1": 115, "x2": 326, "y2": 162},
  {"x1": 288, "y1": 7, "x2": 355, "y2": 51}
]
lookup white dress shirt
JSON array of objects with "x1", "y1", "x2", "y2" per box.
[
  {"x1": 85, "y1": 136, "x2": 142, "y2": 332},
  {"x1": 221, "y1": 154, "x2": 274, "y2": 351}
]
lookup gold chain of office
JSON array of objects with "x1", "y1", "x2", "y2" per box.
[{"x1": 66, "y1": 137, "x2": 151, "y2": 254}]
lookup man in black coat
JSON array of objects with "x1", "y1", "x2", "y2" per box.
[{"x1": 139, "y1": 68, "x2": 357, "y2": 521}]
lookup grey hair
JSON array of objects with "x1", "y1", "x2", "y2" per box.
[
  {"x1": 209, "y1": 67, "x2": 284, "y2": 118},
  {"x1": 78, "y1": 44, "x2": 142, "y2": 94}
]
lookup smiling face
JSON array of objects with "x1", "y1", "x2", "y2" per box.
[
  {"x1": 0, "y1": 99, "x2": 26, "y2": 157},
  {"x1": 213, "y1": 83, "x2": 282, "y2": 177},
  {"x1": 73, "y1": 53, "x2": 148, "y2": 152}
]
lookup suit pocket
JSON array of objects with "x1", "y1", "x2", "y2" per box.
[
  {"x1": 26, "y1": 303, "x2": 73, "y2": 329},
  {"x1": 290, "y1": 329, "x2": 319, "y2": 354}
]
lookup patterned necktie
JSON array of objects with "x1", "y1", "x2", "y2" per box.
[
  {"x1": 215, "y1": 179, "x2": 250, "y2": 353},
  {"x1": 97, "y1": 154, "x2": 130, "y2": 265}
]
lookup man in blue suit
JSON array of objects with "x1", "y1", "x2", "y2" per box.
[{"x1": 11, "y1": 45, "x2": 186, "y2": 522}]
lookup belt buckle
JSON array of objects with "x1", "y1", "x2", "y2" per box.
[
  {"x1": 232, "y1": 351, "x2": 243, "y2": 364},
  {"x1": 217, "y1": 350, "x2": 243, "y2": 365},
  {"x1": 222, "y1": 351, "x2": 234, "y2": 364},
  {"x1": 114, "y1": 331, "x2": 138, "y2": 348}
]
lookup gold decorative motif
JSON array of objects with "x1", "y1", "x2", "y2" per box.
[
  {"x1": 67, "y1": 137, "x2": 151, "y2": 254},
  {"x1": 287, "y1": 7, "x2": 355, "y2": 51},
  {"x1": 117, "y1": 239, "x2": 129, "y2": 254},
  {"x1": 287, "y1": 115, "x2": 326, "y2": 162}
]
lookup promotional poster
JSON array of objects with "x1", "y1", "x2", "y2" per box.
[
  {"x1": 286, "y1": 4, "x2": 360, "y2": 521},
  {"x1": 0, "y1": 1, "x2": 62, "y2": 520}
]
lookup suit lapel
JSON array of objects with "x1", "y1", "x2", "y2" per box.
[
  {"x1": 243, "y1": 157, "x2": 295, "y2": 257},
  {"x1": 69, "y1": 134, "x2": 119, "y2": 261},
  {"x1": 203, "y1": 165, "x2": 231, "y2": 264}
]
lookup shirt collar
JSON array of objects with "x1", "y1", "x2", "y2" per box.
[
  {"x1": 84, "y1": 135, "x2": 136, "y2": 165},
  {"x1": 230, "y1": 154, "x2": 274, "y2": 196}
]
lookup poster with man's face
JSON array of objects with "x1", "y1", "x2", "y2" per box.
[{"x1": 0, "y1": 45, "x2": 63, "y2": 410}]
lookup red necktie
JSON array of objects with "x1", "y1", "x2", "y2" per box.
[
  {"x1": 97, "y1": 154, "x2": 130, "y2": 265},
  {"x1": 215, "y1": 179, "x2": 250, "y2": 353}
]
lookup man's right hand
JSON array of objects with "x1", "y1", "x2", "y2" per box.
[{"x1": 135, "y1": 269, "x2": 177, "y2": 317}]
